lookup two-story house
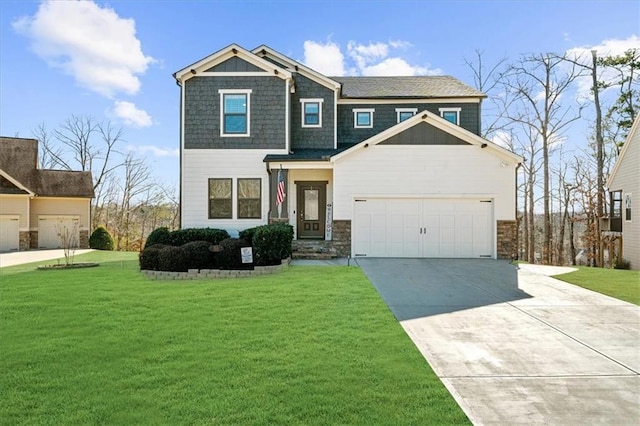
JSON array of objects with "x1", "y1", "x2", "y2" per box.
[{"x1": 174, "y1": 44, "x2": 522, "y2": 259}]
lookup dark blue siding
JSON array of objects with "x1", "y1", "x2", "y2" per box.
[{"x1": 291, "y1": 74, "x2": 335, "y2": 150}]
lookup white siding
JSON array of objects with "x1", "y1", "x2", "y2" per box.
[
  {"x1": 333, "y1": 145, "x2": 517, "y2": 221},
  {"x1": 182, "y1": 149, "x2": 282, "y2": 236},
  {"x1": 609, "y1": 125, "x2": 640, "y2": 269}
]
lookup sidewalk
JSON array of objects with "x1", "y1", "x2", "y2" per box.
[{"x1": 0, "y1": 249, "x2": 94, "y2": 268}]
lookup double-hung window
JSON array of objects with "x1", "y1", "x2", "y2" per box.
[
  {"x1": 209, "y1": 178, "x2": 232, "y2": 219},
  {"x1": 396, "y1": 108, "x2": 417, "y2": 123},
  {"x1": 238, "y1": 178, "x2": 262, "y2": 219},
  {"x1": 439, "y1": 107, "x2": 461, "y2": 125},
  {"x1": 301, "y1": 99, "x2": 323, "y2": 127},
  {"x1": 353, "y1": 108, "x2": 374, "y2": 128},
  {"x1": 219, "y1": 89, "x2": 251, "y2": 136}
]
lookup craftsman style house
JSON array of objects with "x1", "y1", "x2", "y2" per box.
[
  {"x1": 174, "y1": 44, "x2": 522, "y2": 259},
  {"x1": 0, "y1": 137, "x2": 94, "y2": 251}
]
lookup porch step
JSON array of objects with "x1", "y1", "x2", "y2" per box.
[{"x1": 292, "y1": 240, "x2": 338, "y2": 260}]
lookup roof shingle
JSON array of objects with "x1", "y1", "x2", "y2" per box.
[{"x1": 332, "y1": 76, "x2": 485, "y2": 99}]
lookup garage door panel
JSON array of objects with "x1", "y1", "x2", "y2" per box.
[
  {"x1": 0, "y1": 218, "x2": 19, "y2": 251},
  {"x1": 354, "y1": 198, "x2": 493, "y2": 258},
  {"x1": 38, "y1": 216, "x2": 80, "y2": 249}
]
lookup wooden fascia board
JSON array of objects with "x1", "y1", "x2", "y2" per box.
[
  {"x1": 174, "y1": 44, "x2": 291, "y2": 83},
  {"x1": 252, "y1": 45, "x2": 341, "y2": 90},
  {"x1": 606, "y1": 115, "x2": 639, "y2": 188},
  {"x1": 332, "y1": 110, "x2": 523, "y2": 164},
  {"x1": 0, "y1": 169, "x2": 34, "y2": 195}
]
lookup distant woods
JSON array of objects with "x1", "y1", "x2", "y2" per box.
[{"x1": 33, "y1": 115, "x2": 179, "y2": 251}]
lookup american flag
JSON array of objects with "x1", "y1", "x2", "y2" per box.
[{"x1": 276, "y1": 168, "x2": 286, "y2": 206}]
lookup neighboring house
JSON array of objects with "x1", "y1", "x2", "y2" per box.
[
  {"x1": 0, "y1": 137, "x2": 94, "y2": 251},
  {"x1": 605, "y1": 116, "x2": 639, "y2": 269},
  {"x1": 174, "y1": 44, "x2": 523, "y2": 259}
]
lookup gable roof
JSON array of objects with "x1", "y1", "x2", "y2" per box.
[
  {"x1": 332, "y1": 76, "x2": 486, "y2": 99},
  {"x1": 331, "y1": 110, "x2": 522, "y2": 163},
  {"x1": 252, "y1": 45, "x2": 342, "y2": 91},
  {"x1": 607, "y1": 115, "x2": 639, "y2": 189},
  {"x1": 173, "y1": 43, "x2": 292, "y2": 83},
  {"x1": 0, "y1": 137, "x2": 94, "y2": 198}
]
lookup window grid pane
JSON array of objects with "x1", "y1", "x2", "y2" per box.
[
  {"x1": 223, "y1": 94, "x2": 247, "y2": 134},
  {"x1": 399, "y1": 111, "x2": 413, "y2": 122},
  {"x1": 304, "y1": 102, "x2": 320, "y2": 126},
  {"x1": 237, "y1": 178, "x2": 261, "y2": 219},
  {"x1": 443, "y1": 111, "x2": 457, "y2": 124},
  {"x1": 356, "y1": 112, "x2": 371, "y2": 126},
  {"x1": 209, "y1": 179, "x2": 232, "y2": 219}
]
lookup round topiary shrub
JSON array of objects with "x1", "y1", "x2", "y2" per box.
[
  {"x1": 218, "y1": 238, "x2": 252, "y2": 270},
  {"x1": 89, "y1": 226, "x2": 114, "y2": 250},
  {"x1": 144, "y1": 227, "x2": 171, "y2": 249},
  {"x1": 182, "y1": 240, "x2": 216, "y2": 270},
  {"x1": 139, "y1": 244, "x2": 168, "y2": 271}
]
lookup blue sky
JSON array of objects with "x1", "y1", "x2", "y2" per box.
[{"x1": 1, "y1": 0, "x2": 638, "y2": 187}]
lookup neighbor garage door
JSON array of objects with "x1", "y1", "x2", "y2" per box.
[
  {"x1": 353, "y1": 198, "x2": 492, "y2": 258},
  {"x1": 0, "y1": 217, "x2": 19, "y2": 251},
  {"x1": 38, "y1": 216, "x2": 80, "y2": 249}
]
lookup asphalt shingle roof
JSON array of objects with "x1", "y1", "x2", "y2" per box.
[{"x1": 332, "y1": 76, "x2": 486, "y2": 99}]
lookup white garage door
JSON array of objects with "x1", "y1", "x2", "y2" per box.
[
  {"x1": 353, "y1": 198, "x2": 492, "y2": 258},
  {"x1": 0, "y1": 217, "x2": 19, "y2": 251},
  {"x1": 38, "y1": 216, "x2": 80, "y2": 249}
]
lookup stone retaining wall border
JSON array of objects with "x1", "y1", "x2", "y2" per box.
[{"x1": 142, "y1": 258, "x2": 291, "y2": 280}]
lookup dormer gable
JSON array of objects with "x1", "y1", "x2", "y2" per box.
[{"x1": 173, "y1": 43, "x2": 292, "y2": 84}]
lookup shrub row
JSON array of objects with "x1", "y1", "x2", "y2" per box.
[{"x1": 140, "y1": 224, "x2": 293, "y2": 272}]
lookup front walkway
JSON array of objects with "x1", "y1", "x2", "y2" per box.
[{"x1": 359, "y1": 258, "x2": 640, "y2": 425}]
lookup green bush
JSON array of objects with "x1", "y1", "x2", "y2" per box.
[
  {"x1": 139, "y1": 244, "x2": 169, "y2": 271},
  {"x1": 252, "y1": 223, "x2": 294, "y2": 266},
  {"x1": 89, "y1": 226, "x2": 114, "y2": 250},
  {"x1": 158, "y1": 246, "x2": 188, "y2": 272},
  {"x1": 614, "y1": 257, "x2": 631, "y2": 270},
  {"x1": 218, "y1": 238, "x2": 252, "y2": 270},
  {"x1": 144, "y1": 227, "x2": 171, "y2": 249},
  {"x1": 168, "y1": 228, "x2": 230, "y2": 246},
  {"x1": 182, "y1": 241, "x2": 216, "y2": 270},
  {"x1": 239, "y1": 227, "x2": 258, "y2": 245}
]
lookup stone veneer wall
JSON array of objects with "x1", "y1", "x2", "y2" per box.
[
  {"x1": 29, "y1": 231, "x2": 38, "y2": 249},
  {"x1": 79, "y1": 230, "x2": 89, "y2": 249},
  {"x1": 497, "y1": 220, "x2": 518, "y2": 259},
  {"x1": 332, "y1": 220, "x2": 351, "y2": 257},
  {"x1": 19, "y1": 231, "x2": 30, "y2": 251}
]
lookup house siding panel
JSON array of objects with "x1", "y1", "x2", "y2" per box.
[
  {"x1": 29, "y1": 198, "x2": 91, "y2": 231},
  {"x1": 609, "y1": 126, "x2": 639, "y2": 269},
  {"x1": 0, "y1": 195, "x2": 29, "y2": 228},
  {"x1": 291, "y1": 74, "x2": 335, "y2": 150},
  {"x1": 205, "y1": 57, "x2": 264, "y2": 72},
  {"x1": 337, "y1": 102, "x2": 480, "y2": 146},
  {"x1": 184, "y1": 76, "x2": 286, "y2": 150},
  {"x1": 380, "y1": 122, "x2": 470, "y2": 145}
]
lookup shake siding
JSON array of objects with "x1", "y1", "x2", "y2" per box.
[
  {"x1": 290, "y1": 74, "x2": 335, "y2": 149},
  {"x1": 332, "y1": 145, "x2": 515, "y2": 220},
  {"x1": 609, "y1": 129, "x2": 639, "y2": 269},
  {"x1": 182, "y1": 150, "x2": 279, "y2": 234}
]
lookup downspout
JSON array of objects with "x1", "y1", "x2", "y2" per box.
[
  {"x1": 515, "y1": 161, "x2": 522, "y2": 260},
  {"x1": 177, "y1": 77, "x2": 184, "y2": 229},
  {"x1": 266, "y1": 162, "x2": 272, "y2": 222}
]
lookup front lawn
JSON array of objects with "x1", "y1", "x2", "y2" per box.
[
  {"x1": 553, "y1": 267, "x2": 640, "y2": 305},
  {"x1": 1, "y1": 251, "x2": 468, "y2": 425}
]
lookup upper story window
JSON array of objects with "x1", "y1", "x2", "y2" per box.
[
  {"x1": 301, "y1": 98, "x2": 323, "y2": 128},
  {"x1": 209, "y1": 178, "x2": 232, "y2": 219},
  {"x1": 439, "y1": 107, "x2": 461, "y2": 125},
  {"x1": 396, "y1": 108, "x2": 417, "y2": 123},
  {"x1": 219, "y1": 89, "x2": 252, "y2": 136},
  {"x1": 353, "y1": 108, "x2": 374, "y2": 128}
]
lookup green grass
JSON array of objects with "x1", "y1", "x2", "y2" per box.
[
  {"x1": 553, "y1": 267, "x2": 640, "y2": 305},
  {"x1": 0, "y1": 251, "x2": 468, "y2": 425}
]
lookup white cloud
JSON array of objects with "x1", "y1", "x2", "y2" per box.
[
  {"x1": 13, "y1": 0, "x2": 154, "y2": 98},
  {"x1": 303, "y1": 39, "x2": 442, "y2": 77},
  {"x1": 302, "y1": 40, "x2": 346, "y2": 76},
  {"x1": 112, "y1": 101, "x2": 152, "y2": 128},
  {"x1": 127, "y1": 145, "x2": 178, "y2": 158},
  {"x1": 491, "y1": 130, "x2": 513, "y2": 149}
]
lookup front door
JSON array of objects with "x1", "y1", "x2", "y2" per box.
[{"x1": 297, "y1": 182, "x2": 326, "y2": 239}]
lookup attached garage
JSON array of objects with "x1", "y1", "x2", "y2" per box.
[
  {"x1": 38, "y1": 216, "x2": 80, "y2": 249},
  {"x1": 353, "y1": 198, "x2": 493, "y2": 258},
  {"x1": 0, "y1": 216, "x2": 19, "y2": 251}
]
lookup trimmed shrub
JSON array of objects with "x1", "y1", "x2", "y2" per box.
[
  {"x1": 168, "y1": 228, "x2": 230, "y2": 246},
  {"x1": 182, "y1": 240, "x2": 216, "y2": 270},
  {"x1": 139, "y1": 244, "x2": 169, "y2": 271},
  {"x1": 239, "y1": 227, "x2": 258, "y2": 245},
  {"x1": 252, "y1": 223, "x2": 294, "y2": 266},
  {"x1": 89, "y1": 226, "x2": 114, "y2": 250},
  {"x1": 158, "y1": 245, "x2": 188, "y2": 272},
  {"x1": 218, "y1": 238, "x2": 252, "y2": 270},
  {"x1": 144, "y1": 227, "x2": 171, "y2": 249},
  {"x1": 614, "y1": 257, "x2": 631, "y2": 270}
]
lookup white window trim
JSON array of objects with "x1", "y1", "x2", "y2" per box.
[
  {"x1": 219, "y1": 89, "x2": 252, "y2": 137},
  {"x1": 300, "y1": 98, "x2": 323, "y2": 128},
  {"x1": 625, "y1": 193, "x2": 632, "y2": 222},
  {"x1": 439, "y1": 107, "x2": 461, "y2": 125},
  {"x1": 395, "y1": 108, "x2": 418, "y2": 123},
  {"x1": 353, "y1": 108, "x2": 375, "y2": 129}
]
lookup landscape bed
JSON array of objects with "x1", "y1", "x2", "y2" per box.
[{"x1": 0, "y1": 251, "x2": 469, "y2": 425}]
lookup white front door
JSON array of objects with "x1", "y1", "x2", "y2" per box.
[
  {"x1": 0, "y1": 217, "x2": 19, "y2": 251},
  {"x1": 353, "y1": 198, "x2": 493, "y2": 258},
  {"x1": 38, "y1": 216, "x2": 80, "y2": 249}
]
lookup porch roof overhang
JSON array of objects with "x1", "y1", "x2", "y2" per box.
[{"x1": 264, "y1": 148, "x2": 347, "y2": 169}]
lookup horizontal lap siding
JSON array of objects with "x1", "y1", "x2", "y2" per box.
[
  {"x1": 30, "y1": 198, "x2": 90, "y2": 230},
  {"x1": 333, "y1": 145, "x2": 515, "y2": 220},
  {"x1": 0, "y1": 196, "x2": 29, "y2": 228}
]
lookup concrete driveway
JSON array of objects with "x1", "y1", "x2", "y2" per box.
[
  {"x1": 358, "y1": 258, "x2": 640, "y2": 425},
  {"x1": 0, "y1": 249, "x2": 94, "y2": 268}
]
